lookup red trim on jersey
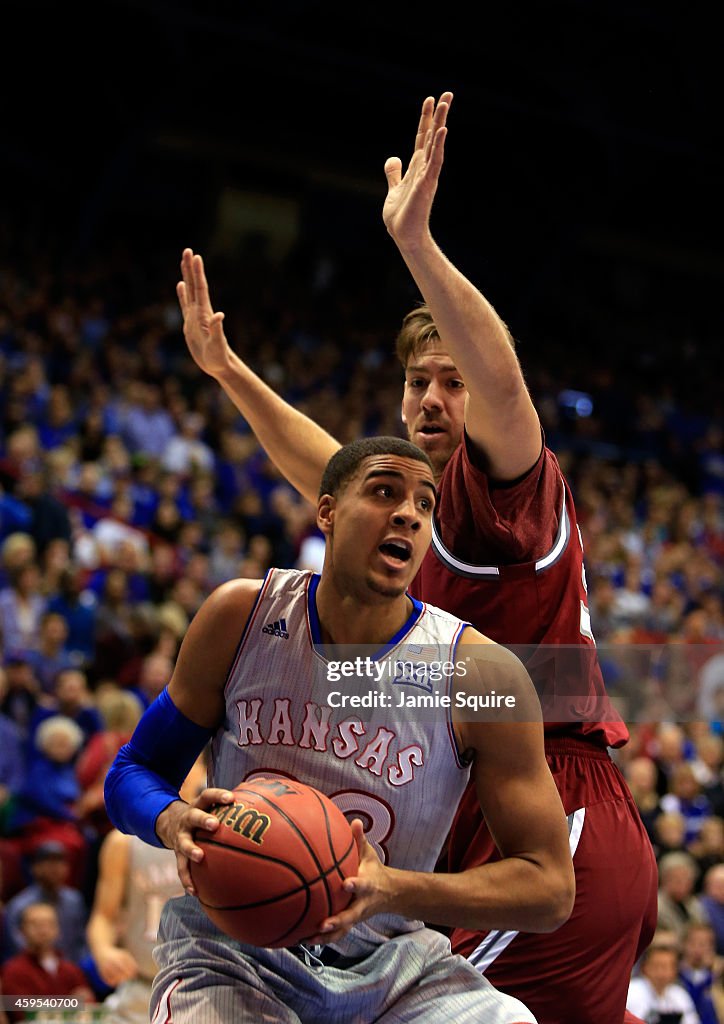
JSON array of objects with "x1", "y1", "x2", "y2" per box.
[
  {"x1": 223, "y1": 569, "x2": 275, "y2": 697},
  {"x1": 151, "y1": 978, "x2": 182, "y2": 1023}
]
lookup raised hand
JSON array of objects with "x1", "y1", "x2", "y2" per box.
[
  {"x1": 177, "y1": 248, "x2": 231, "y2": 379},
  {"x1": 95, "y1": 946, "x2": 140, "y2": 987},
  {"x1": 382, "y1": 92, "x2": 452, "y2": 249}
]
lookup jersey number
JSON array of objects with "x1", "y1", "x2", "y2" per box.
[{"x1": 244, "y1": 770, "x2": 394, "y2": 862}]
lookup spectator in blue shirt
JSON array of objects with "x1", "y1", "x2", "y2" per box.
[
  {"x1": 5, "y1": 715, "x2": 90, "y2": 890},
  {"x1": 679, "y1": 922, "x2": 721, "y2": 1024},
  {"x1": 24, "y1": 613, "x2": 75, "y2": 695},
  {"x1": 46, "y1": 568, "x2": 97, "y2": 668},
  {"x1": 120, "y1": 382, "x2": 175, "y2": 459},
  {"x1": 0, "y1": 563, "x2": 47, "y2": 655},
  {"x1": 12, "y1": 463, "x2": 72, "y2": 555},
  {"x1": 3, "y1": 841, "x2": 88, "y2": 964},
  {"x1": 661, "y1": 763, "x2": 714, "y2": 847},
  {"x1": 0, "y1": 665, "x2": 25, "y2": 830},
  {"x1": 0, "y1": 489, "x2": 32, "y2": 544},
  {"x1": 701, "y1": 865, "x2": 724, "y2": 956},
  {"x1": 0, "y1": 655, "x2": 41, "y2": 739},
  {"x1": 28, "y1": 669, "x2": 102, "y2": 751}
]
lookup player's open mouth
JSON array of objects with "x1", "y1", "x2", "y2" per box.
[
  {"x1": 378, "y1": 540, "x2": 412, "y2": 566},
  {"x1": 419, "y1": 425, "x2": 445, "y2": 435}
]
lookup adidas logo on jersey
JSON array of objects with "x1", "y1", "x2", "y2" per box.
[{"x1": 262, "y1": 618, "x2": 289, "y2": 639}]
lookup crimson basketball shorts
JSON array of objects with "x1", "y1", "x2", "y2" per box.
[{"x1": 447, "y1": 737, "x2": 658, "y2": 1024}]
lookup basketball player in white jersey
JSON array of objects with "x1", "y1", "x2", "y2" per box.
[
  {"x1": 88, "y1": 758, "x2": 207, "y2": 1023},
  {"x1": 105, "y1": 436, "x2": 574, "y2": 1024}
]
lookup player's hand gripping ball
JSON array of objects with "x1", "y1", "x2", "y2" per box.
[{"x1": 189, "y1": 777, "x2": 359, "y2": 947}]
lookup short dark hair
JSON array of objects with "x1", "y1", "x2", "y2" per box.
[
  {"x1": 31, "y1": 841, "x2": 68, "y2": 863},
  {"x1": 319, "y1": 437, "x2": 433, "y2": 498}
]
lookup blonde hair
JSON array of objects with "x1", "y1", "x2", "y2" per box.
[
  {"x1": 394, "y1": 304, "x2": 440, "y2": 368},
  {"x1": 96, "y1": 688, "x2": 144, "y2": 732},
  {"x1": 394, "y1": 301, "x2": 515, "y2": 368},
  {"x1": 1, "y1": 532, "x2": 36, "y2": 569},
  {"x1": 157, "y1": 602, "x2": 189, "y2": 640}
]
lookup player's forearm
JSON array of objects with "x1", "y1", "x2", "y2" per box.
[
  {"x1": 214, "y1": 350, "x2": 341, "y2": 505},
  {"x1": 394, "y1": 233, "x2": 541, "y2": 476},
  {"x1": 388, "y1": 855, "x2": 574, "y2": 934},
  {"x1": 395, "y1": 234, "x2": 524, "y2": 398},
  {"x1": 86, "y1": 915, "x2": 118, "y2": 960},
  {"x1": 154, "y1": 798, "x2": 188, "y2": 850}
]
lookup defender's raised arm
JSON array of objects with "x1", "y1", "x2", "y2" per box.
[
  {"x1": 178, "y1": 248, "x2": 339, "y2": 504},
  {"x1": 383, "y1": 94, "x2": 541, "y2": 481}
]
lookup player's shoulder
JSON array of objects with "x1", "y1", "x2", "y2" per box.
[
  {"x1": 201, "y1": 568, "x2": 313, "y2": 629},
  {"x1": 457, "y1": 626, "x2": 532, "y2": 678},
  {"x1": 456, "y1": 626, "x2": 522, "y2": 672},
  {"x1": 417, "y1": 598, "x2": 469, "y2": 630},
  {"x1": 415, "y1": 601, "x2": 495, "y2": 649},
  {"x1": 457, "y1": 624, "x2": 494, "y2": 647},
  {"x1": 201, "y1": 575, "x2": 270, "y2": 620},
  {"x1": 212, "y1": 575, "x2": 267, "y2": 602},
  {"x1": 416, "y1": 597, "x2": 497, "y2": 640}
]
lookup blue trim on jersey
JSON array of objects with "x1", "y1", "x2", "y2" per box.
[
  {"x1": 447, "y1": 622, "x2": 474, "y2": 769},
  {"x1": 307, "y1": 572, "x2": 322, "y2": 643},
  {"x1": 376, "y1": 594, "x2": 423, "y2": 658},
  {"x1": 306, "y1": 573, "x2": 424, "y2": 659}
]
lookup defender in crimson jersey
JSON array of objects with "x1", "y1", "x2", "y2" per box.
[
  {"x1": 413, "y1": 434, "x2": 628, "y2": 747},
  {"x1": 175, "y1": 91, "x2": 656, "y2": 1024},
  {"x1": 415, "y1": 433, "x2": 654, "y2": 1022}
]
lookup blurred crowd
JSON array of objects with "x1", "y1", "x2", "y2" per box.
[{"x1": 0, "y1": 234, "x2": 722, "y2": 1020}]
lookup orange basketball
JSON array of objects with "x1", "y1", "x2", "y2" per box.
[{"x1": 189, "y1": 776, "x2": 359, "y2": 948}]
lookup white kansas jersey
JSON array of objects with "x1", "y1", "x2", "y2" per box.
[{"x1": 211, "y1": 568, "x2": 472, "y2": 952}]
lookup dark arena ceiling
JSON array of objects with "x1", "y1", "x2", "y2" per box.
[{"x1": 3, "y1": 1, "x2": 722, "y2": 336}]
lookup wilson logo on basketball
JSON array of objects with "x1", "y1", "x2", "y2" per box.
[
  {"x1": 212, "y1": 802, "x2": 271, "y2": 845},
  {"x1": 190, "y1": 779, "x2": 358, "y2": 948}
]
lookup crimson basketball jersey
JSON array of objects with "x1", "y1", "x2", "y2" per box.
[
  {"x1": 409, "y1": 436, "x2": 627, "y2": 748},
  {"x1": 211, "y1": 568, "x2": 471, "y2": 954}
]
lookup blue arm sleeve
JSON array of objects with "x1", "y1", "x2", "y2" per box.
[{"x1": 104, "y1": 687, "x2": 216, "y2": 848}]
